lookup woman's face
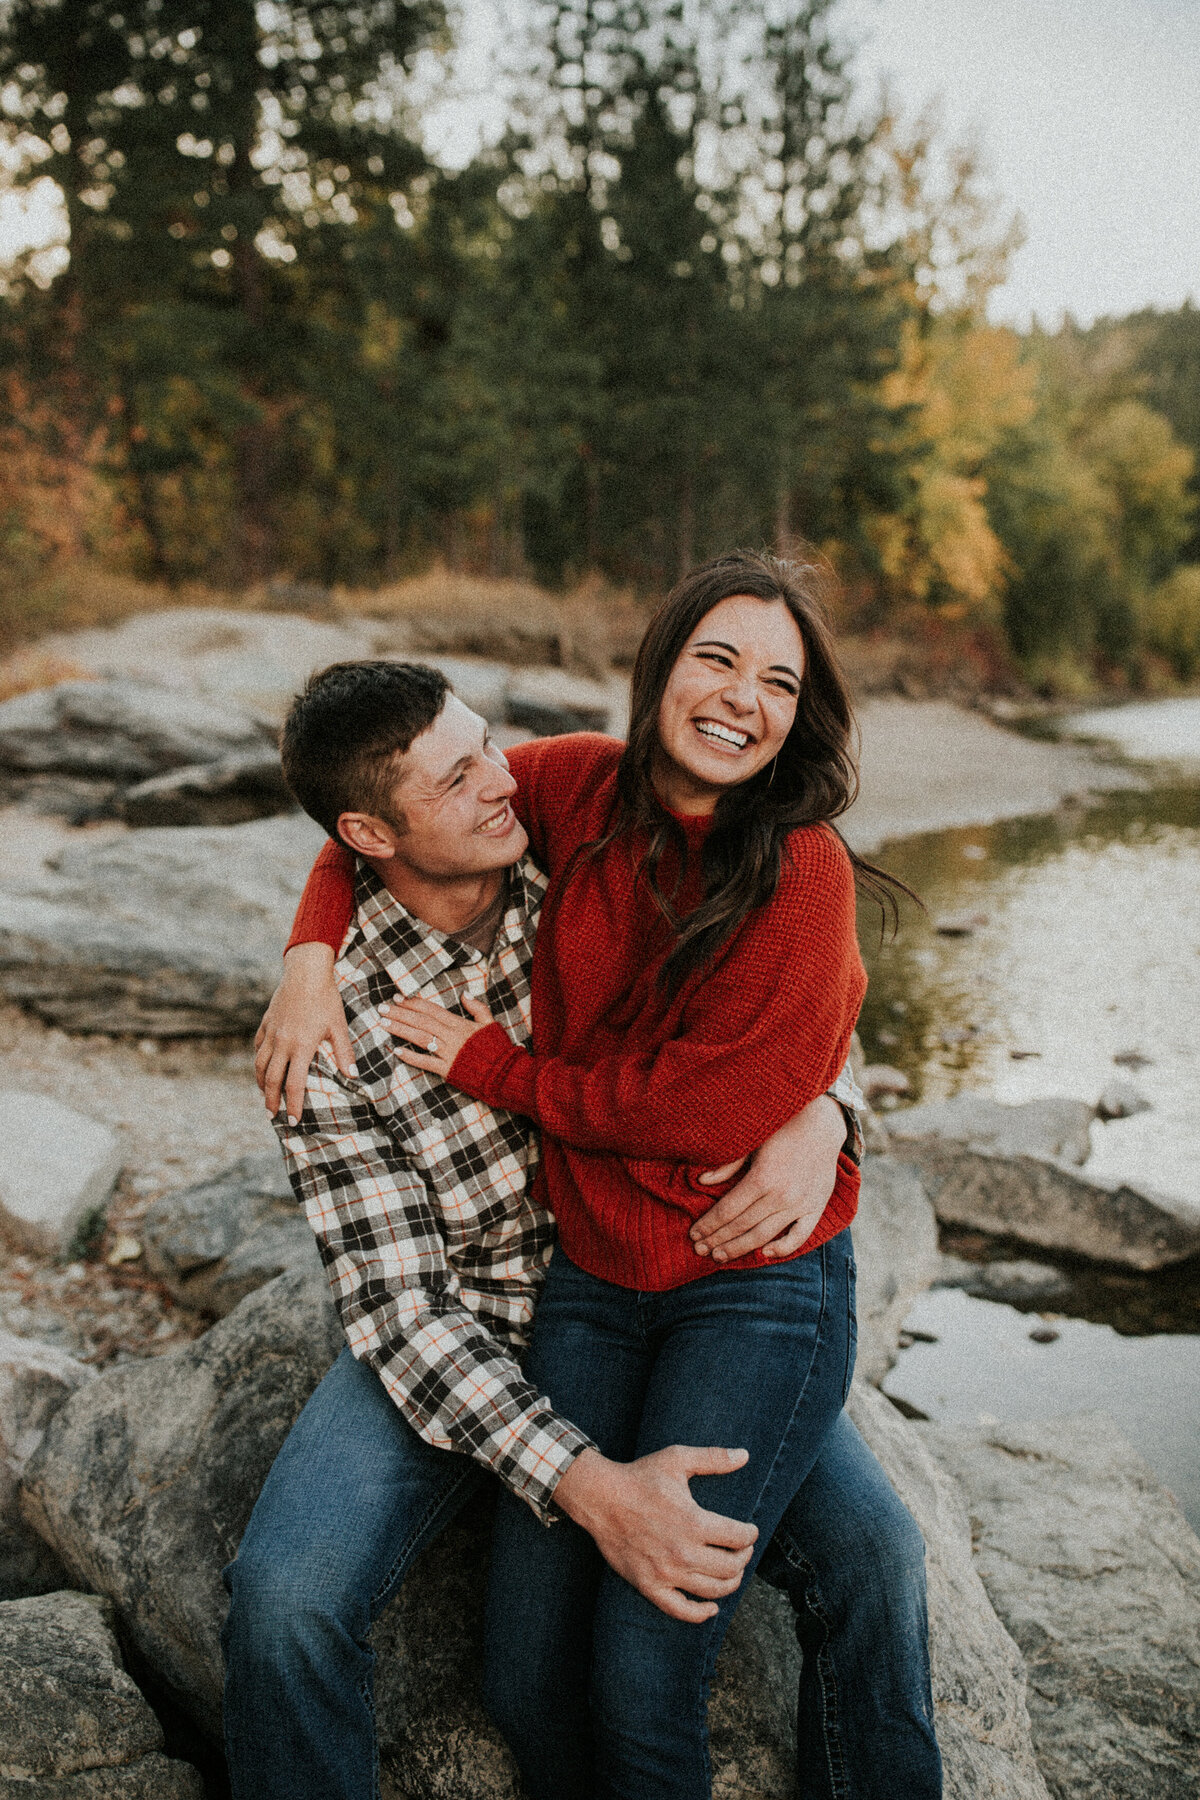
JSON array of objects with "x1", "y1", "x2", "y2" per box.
[{"x1": 653, "y1": 594, "x2": 805, "y2": 815}]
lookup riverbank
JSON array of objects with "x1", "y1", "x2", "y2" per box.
[{"x1": 845, "y1": 697, "x2": 1142, "y2": 853}]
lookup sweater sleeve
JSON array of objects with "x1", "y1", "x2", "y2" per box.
[
  {"x1": 286, "y1": 836, "x2": 356, "y2": 955},
  {"x1": 448, "y1": 829, "x2": 867, "y2": 1167}
]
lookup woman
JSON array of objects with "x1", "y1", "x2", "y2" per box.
[{"x1": 268, "y1": 551, "x2": 934, "y2": 1799}]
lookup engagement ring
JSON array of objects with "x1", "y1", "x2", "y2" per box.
[{"x1": 427, "y1": 1037, "x2": 439, "y2": 1054}]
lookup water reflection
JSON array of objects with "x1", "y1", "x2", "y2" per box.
[
  {"x1": 884, "y1": 1287, "x2": 1200, "y2": 1533},
  {"x1": 857, "y1": 779, "x2": 1200, "y2": 1202}
]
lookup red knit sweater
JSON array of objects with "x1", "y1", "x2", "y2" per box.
[{"x1": 288, "y1": 734, "x2": 866, "y2": 1291}]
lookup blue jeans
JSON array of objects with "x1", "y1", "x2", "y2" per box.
[
  {"x1": 482, "y1": 1234, "x2": 941, "y2": 1800},
  {"x1": 221, "y1": 1241, "x2": 939, "y2": 1799}
]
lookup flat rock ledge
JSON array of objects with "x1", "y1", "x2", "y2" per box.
[
  {"x1": 926, "y1": 1413, "x2": 1200, "y2": 1800},
  {"x1": 0, "y1": 813, "x2": 327, "y2": 1035},
  {"x1": 20, "y1": 1263, "x2": 1050, "y2": 1798},
  {"x1": 888, "y1": 1094, "x2": 1200, "y2": 1271},
  {"x1": 141, "y1": 1149, "x2": 317, "y2": 1317},
  {"x1": 0, "y1": 1589, "x2": 202, "y2": 1797}
]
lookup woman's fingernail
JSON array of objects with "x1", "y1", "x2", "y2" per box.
[
  {"x1": 348, "y1": 1063, "x2": 359, "y2": 1077},
  {"x1": 288, "y1": 1115, "x2": 299, "y2": 1127}
]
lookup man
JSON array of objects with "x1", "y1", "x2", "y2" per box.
[{"x1": 223, "y1": 660, "x2": 938, "y2": 1800}]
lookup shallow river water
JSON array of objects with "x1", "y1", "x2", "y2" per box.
[{"x1": 859, "y1": 698, "x2": 1200, "y2": 1530}]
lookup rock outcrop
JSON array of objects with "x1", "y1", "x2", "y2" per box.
[
  {"x1": 504, "y1": 666, "x2": 614, "y2": 735},
  {"x1": 141, "y1": 1150, "x2": 317, "y2": 1317},
  {"x1": 0, "y1": 679, "x2": 272, "y2": 820},
  {"x1": 0, "y1": 1093, "x2": 122, "y2": 1256},
  {"x1": 848, "y1": 1384, "x2": 1051, "y2": 1800},
  {"x1": 926, "y1": 1412, "x2": 1200, "y2": 1800},
  {"x1": 888, "y1": 1093, "x2": 1200, "y2": 1270},
  {"x1": 21, "y1": 1265, "x2": 1052, "y2": 1796},
  {"x1": 0, "y1": 1332, "x2": 94, "y2": 1600},
  {"x1": 0, "y1": 1590, "x2": 203, "y2": 1796},
  {"x1": 119, "y1": 749, "x2": 293, "y2": 828},
  {"x1": 0, "y1": 813, "x2": 326, "y2": 1035},
  {"x1": 850, "y1": 1156, "x2": 941, "y2": 1383}
]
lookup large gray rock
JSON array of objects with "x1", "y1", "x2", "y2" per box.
[
  {"x1": 0, "y1": 813, "x2": 327, "y2": 1035},
  {"x1": 926, "y1": 1413, "x2": 1200, "y2": 1800},
  {"x1": 0, "y1": 680, "x2": 269, "y2": 784},
  {"x1": 21, "y1": 1261, "x2": 1052, "y2": 1796},
  {"x1": 0, "y1": 1332, "x2": 93, "y2": 1600},
  {"x1": 505, "y1": 666, "x2": 613, "y2": 735},
  {"x1": 19, "y1": 1265, "x2": 344, "y2": 1734},
  {"x1": 851, "y1": 1157, "x2": 941, "y2": 1383},
  {"x1": 0, "y1": 1590, "x2": 203, "y2": 1796},
  {"x1": 848, "y1": 1384, "x2": 1051, "y2": 1800},
  {"x1": 888, "y1": 1094, "x2": 1200, "y2": 1271},
  {"x1": 40, "y1": 609, "x2": 383, "y2": 723},
  {"x1": 119, "y1": 749, "x2": 292, "y2": 828},
  {"x1": 0, "y1": 1093, "x2": 121, "y2": 1256},
  {"x1": 141, "y1": 1150, "x2": 318, "y2": 1317}
]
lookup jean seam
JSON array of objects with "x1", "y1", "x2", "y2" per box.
[
  {"x1": 769, "y1": 1529, "x2": 850, "y2": 1800},
  {"x1": 743, "y1": 1239, "x2": 832, "y2": 1525},
  {"x1": 367, "y1": 1462, "x2": 479, "y2": 1618}
]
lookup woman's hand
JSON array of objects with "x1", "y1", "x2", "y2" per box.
[
  {"x1": 255, "y1": 943, "x2": 355, "y2": 1125},
  {"x1": 382, "y1": 992, "x2": 497, "y2": 1079},
  {"x1": 690, "y1": 1092, "x2": 846, "y2": 1263}
]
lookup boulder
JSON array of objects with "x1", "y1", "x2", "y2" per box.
[
  {"x1": 22, "y1": 1259, "x2": 1054, "y2": 1797},
  {"x1": 925, "y1": 1413, "x2": 1200, "y2": 1800},
  {"x1": 0, "y1": 1093, "x2": 121, "y2": 1257},
  {"x1": 119, "y1": 750, "x2": 292, "y2": 828},
  {"x1": 0, "y1": 1332, "x2": 94, "y2": 1600},
  {"x1": 19, "y1": 1265, "x2": 344, "y2": 1735},
  {"x1": 847, "y1": 1384, "x2": 1051, "y2": 1800},
  {"x1": 420, "y1": 656, "x2": 512, "y2": 726},
  {"x1": 0, "y1": 680, "x2": 269, "y2": 785},
  {"x1": 888, "y1": 1094, "x2": 1200, "y2": 1271},
  {"x1": 505, "y1": 667, "x2": 613, "y2": 735},
  {"x1": 0, "y1": 1590, "x2": 203, "y2": 1797},
  {"x1": 141, "y1": 1150, "x2": 318, "y2": 1317},
  {"x1": 851, "y1": 1157, "x2": 941, "y2": 1383},
  {"x1": 40, "y1": 609, "x2": 382, "y2": 722},
  {"x1": 933, "y1": 1257, "x2": 1070, "y2": 1307},
  {"x1": 0, "y1": 813, "x2": 327, "y2": 1036}
]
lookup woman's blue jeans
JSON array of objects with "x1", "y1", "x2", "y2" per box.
[
  {"x1": 482, "y1": 1233, "x2": 941, "y2": 1800},
  {"x1": 221, "y1": 1234, "x2": 940, "y2": 1799}
]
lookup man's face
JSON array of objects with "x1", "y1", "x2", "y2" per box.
[{"x1": 362, "y1": 694, "x2": 529, "y2": 879}]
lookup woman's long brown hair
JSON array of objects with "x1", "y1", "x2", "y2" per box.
[{"x1": 594, "y1": 548, "x2": 915, "y2": 992}]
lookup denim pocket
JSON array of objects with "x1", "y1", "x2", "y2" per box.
[{"x1": 843, "y1": 1255, "x2": 858, "y2": 1401}]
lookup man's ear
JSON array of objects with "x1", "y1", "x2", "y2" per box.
[{"x1": 337, "y1": 812, "x2": 401, "y2": 860}]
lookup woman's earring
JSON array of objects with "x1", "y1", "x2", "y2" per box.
[{"x1": 767, "y1": 756, "x2": 778, "y2": 787}]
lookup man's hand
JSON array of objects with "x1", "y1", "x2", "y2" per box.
[
  {"x1": 255, "y1": 943, "x2": 356, "y2": 1124},
  {"x1": 553, "y1": 1445, "x2": 758, "y2": 1622},
  {"x1": 690, "y1": 1092, "x2": 846, "y2": 1264}
]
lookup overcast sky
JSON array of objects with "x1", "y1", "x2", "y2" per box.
[{"x1": 842, "y1": 0, "x2": 1200, "y2": 327}]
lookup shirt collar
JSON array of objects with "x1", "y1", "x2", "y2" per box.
[{"x1": 348, "y1": 855, "x2": 543, "y2": 993}]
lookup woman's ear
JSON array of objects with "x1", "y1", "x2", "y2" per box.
[{"x1": 337, "y1": 811, "x2": 401, "y2": 860}]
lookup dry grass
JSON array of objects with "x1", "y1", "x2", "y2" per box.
[{"x1": 342, "y1": 563, "x2": 648, "y2": 676}]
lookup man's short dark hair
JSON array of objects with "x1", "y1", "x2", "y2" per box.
[{"x1": 280, "y1": 661, "x2": 450, "y2": 838}]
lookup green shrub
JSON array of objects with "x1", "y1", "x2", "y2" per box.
[{"x1": 1137, "y1": 566, "x2": 1200, "y2": 680}]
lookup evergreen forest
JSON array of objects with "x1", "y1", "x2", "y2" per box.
[{"x1": 1, "y1": 0, "x2": 1198, "y2": 691}]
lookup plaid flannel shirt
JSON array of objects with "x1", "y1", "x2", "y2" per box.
[{"x1": 276, "y1": 856, "x2": 864, "y2": 1523}]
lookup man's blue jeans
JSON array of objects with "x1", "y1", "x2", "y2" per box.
[
  {"x1": 221, "y1": 1237, "x2": 940, "y2": 1799},
  {"x1": 482, "y1": 1234, "x2": 941, "y2": 1800}
]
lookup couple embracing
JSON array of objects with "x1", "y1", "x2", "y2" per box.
[{"x1": 221, "y1": 551, "x2": 944, "y2": 1799}]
